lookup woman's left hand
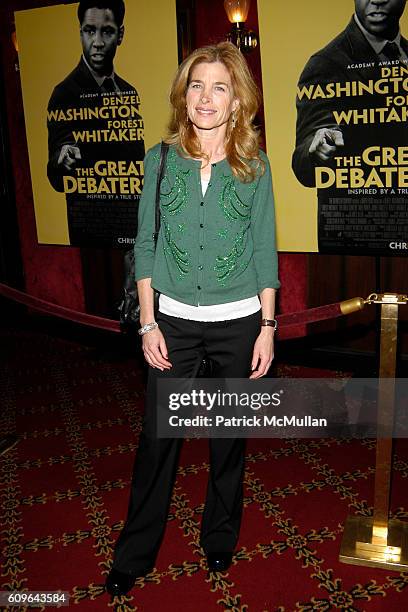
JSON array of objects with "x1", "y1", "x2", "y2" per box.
[{"x1": 249, "y1": 328, "x2": 275, "y2": 379}]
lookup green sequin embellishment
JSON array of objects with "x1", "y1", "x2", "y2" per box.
[
  {"x1": 218, "y1": 176, "x2": 254, "y2": 221},
  {"x1": 159, "y1": 150, "x2": 191, "y2": 216},
  {"x1": 218, "y1": 228, "x2": 228, "y2": 239},
  {"x1": 214, "y1": 227, "x2": 247, "y2": 284},
  {"x1": 178, "y1": 223, "x2": 186, "y2": 233},
  {"x1": 164, "y1": 221, "x2": 190, "y2": 277}
]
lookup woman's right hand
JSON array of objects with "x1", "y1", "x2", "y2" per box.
[{"x1": 142, "y1": 327, "x2": 172, "y2": 370}]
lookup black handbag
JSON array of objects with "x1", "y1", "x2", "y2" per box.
[{"x1": 118, "y1": 142, "x2": 169, "y2": 330}]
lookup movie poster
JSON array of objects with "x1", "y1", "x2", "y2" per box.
[
  {"x1": 258, "y1": 0, "x2": 408, "y2": 254},
  {"x1": 15, "y1": 1, "x2": 178, "y2": 246}
]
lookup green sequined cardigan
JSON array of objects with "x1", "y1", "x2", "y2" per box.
[{"x1": 134, "y1": 143, "x2": 280, "y2": 306}]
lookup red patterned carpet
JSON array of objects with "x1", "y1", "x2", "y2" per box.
[{"x1": 1, "y1": 320, "x2": 408, "y2": 611}]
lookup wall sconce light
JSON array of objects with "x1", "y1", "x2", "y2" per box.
[
  {"x1": 11, "y1": 30, "x2": 19, "y2": 53},
  {"x1": 224, "y1": 0, "x2": 258, "y2": 53},
  {"x1": 11, "y1": 28, "x2": 19, "y2": 72}
]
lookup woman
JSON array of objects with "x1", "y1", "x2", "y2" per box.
[{"x1": 106, "y1": 42, "x2": 280, "y2": 597}]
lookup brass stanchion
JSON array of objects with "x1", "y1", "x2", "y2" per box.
[{"x1": 339, "y1": 293, "x2": 408, "y2": 571}]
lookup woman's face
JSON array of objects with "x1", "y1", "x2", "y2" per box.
[{"x1": 186, "y1": 61, "x2": 239, "y2": 134}]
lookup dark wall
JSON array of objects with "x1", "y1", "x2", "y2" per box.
[
  {"x1": 0, "y1": 54, "x2": 22, "y2": 289},
  {"x1": 308, "y1": 253, "x2": 408, "y2": 356}
]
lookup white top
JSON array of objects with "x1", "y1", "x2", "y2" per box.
[
  {"x1": 158, "y1": 175, "x2": 260, "y2": 321},
  {"x1": 159, "y1": 294, "x2": 260, "y2": 321}
]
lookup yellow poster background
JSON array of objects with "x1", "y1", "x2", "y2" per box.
[
  {"x1": 258, "y1": 0, "x2": 408, "y2": 252},
  {"x1": 15, "y1": 0, "x2": 178, "y2": 245}
]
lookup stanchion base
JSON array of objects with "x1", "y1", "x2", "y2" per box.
[{"x1": 339, "y1": 516, "x2": 408, "y2": 571}]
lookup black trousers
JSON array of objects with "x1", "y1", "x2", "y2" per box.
[{"x1": 113, "y1": 310, "x2": 261, "y2": 576}]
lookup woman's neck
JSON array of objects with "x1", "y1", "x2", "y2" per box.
[{"x1": 194, "y1": 125, "x2": 228, "y2": 164}]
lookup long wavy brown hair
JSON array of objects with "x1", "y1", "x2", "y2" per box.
[{"x1": 165, "y1": 42, "x2": 264, "y2": 183}]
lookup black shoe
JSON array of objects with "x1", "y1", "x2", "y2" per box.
[
  {"x1": 105, "y1": 568, "x2": 137, "y2": 597},
  {"x1": 206, "y1": 552, "x2": 233, "y2": 572}
]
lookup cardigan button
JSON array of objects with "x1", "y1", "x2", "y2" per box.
[
  {"x1": 200, "y1": 202, "x2": 204, "y2": 206},
  {"x1": 198, "y1": 265, "x2": 203, "y2": 270},
  {"x1": 197, "y1": 285, "x2": 201, "y2": 290},
  {"x1": 200, "y1": 223, "x2": 204, "y2": 228},
  {"x1": 200, "y1": 245, "x2": 204, "y2": 250}
]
